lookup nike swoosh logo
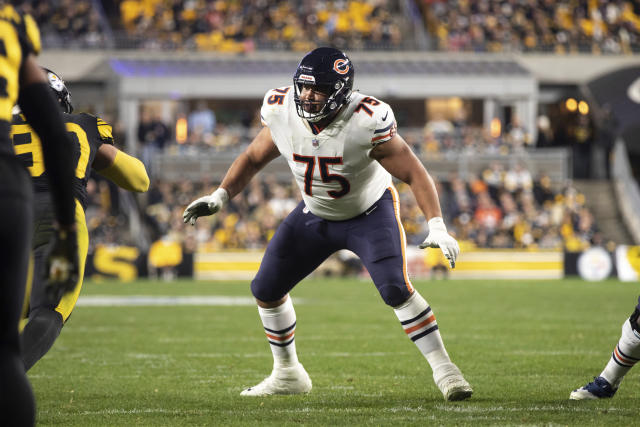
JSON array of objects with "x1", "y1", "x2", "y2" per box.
[{"x1": 381, "y1": 111, "x2": 389, "y2": 121}]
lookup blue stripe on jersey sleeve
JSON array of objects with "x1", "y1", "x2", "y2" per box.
[{"x1": 374, "y1": 122, "x2": 394, "y2": 134}]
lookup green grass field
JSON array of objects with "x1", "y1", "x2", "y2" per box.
[{"x1": 31, "y1": 278, "x2": 639, "y2": 426}]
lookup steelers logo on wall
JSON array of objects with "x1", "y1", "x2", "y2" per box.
[{"x1": 577, "y1": 247, "x2": 613, "y2": 281}]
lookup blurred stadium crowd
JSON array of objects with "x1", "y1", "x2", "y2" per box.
[
  {"x1": 425, "y1": 0, "x2": 640, "y2": 54},
  {"x1": 16, "y1": 0, "x2": 640, "y2": 53},
  {"x1": 86, "y1": 162, "x2": 602, "y2": 256}
]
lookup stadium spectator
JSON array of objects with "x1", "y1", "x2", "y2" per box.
[
  {"x1": 474, "y1": 191, "x2": 502, "y2": 231},
  {"x1": 138, "y1": 108, "x2": 171, "y2": 170},
  {"x1": 536, "y1": 115, "x2": 554, "y2": 148},
  {"x1": 148, "y1": 235, "x2": 183, "y2": 281},
  {"x1": 187, "y1": 101, "x2": 216, "y2": 141},
  {"x1": 504, "y1": 162, "x2": 533, "y2": 192}
]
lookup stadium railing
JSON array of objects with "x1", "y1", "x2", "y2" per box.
[
  {"x1": 612, "y1": 140, "x2": 640, "y2": 245},
  {"x1": 151, "y1": 147, "x2": 571, "y2": 183}
]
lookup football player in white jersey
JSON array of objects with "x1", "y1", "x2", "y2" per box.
[{"x1": 183, "y1": 47, "x2": 472, "y2": 401}]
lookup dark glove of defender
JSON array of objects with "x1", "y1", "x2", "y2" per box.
[{"x1": 44, "y1": 229, "x2": 80, "y2": 305}]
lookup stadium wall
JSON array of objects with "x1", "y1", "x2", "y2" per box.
[
  {"x1": 85, "y1": 245, "x2": 640, "y2": 282},
  {"x1": 83, "y1": 245, "x2": 640, "y2": 282}
]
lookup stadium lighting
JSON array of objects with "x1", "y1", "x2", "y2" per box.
[
  {"x1": 565, "y1": 98, "x2": 578, "y2": 112},
  {"x1": 176, "y1": 117, "x2": 188, "y2": 144},
  {"x1": 578, "y1": 100, "x2": 589, "y2": 115},
  {"x1": 490, "y1": 117, "x2": 501, "y2": 138}
]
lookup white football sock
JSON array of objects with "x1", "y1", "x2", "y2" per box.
[
  {"x1": 394, "y1": 291, "x2": 451, "y2": 370},
  {"x1": 600, "y1": 319, "x2": 640, "y2": 388},
  {"x1": 258, "y1": 296, "x2": 299, "y2": 369}
]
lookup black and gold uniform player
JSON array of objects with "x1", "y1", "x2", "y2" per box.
[
  {"x1": 0, "y1": 4, "x2": 79, "y2": 426},
  {"x1": 12, "y1": 68, "x2": 150, "y2": 371}
]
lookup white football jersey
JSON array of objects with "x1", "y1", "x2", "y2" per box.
[{"x1": 260, "y1": 86, "x2": 396, "y2": 220}]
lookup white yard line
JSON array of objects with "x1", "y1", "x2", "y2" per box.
[{"x1": 76, "y1": 295, "x2": 262, "y2": 306}]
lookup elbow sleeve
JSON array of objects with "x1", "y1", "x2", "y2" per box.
[{"x1": 98, "y1": 150, "x2": 149, "y2": 192}]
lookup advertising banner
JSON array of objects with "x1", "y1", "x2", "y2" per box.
[{"x1": 616, "y1": 245, "x2": 640, "y2": 282}]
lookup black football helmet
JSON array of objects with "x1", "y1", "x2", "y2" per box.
[
  {"x1": 293, "y1": 47, "x2": 354, "y2": 122},
  {"x1": 42, "y1": 67, "x2": 73, "y2": 114}
]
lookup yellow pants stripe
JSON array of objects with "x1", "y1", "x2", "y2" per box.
[
  {"x1": 55, "y1": 199, "x2": 89, "y2": 322},
  {"x1": 19, "y1": 256, "x2": 34, "y2": 332}
]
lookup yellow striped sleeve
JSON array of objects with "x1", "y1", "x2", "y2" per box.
[
  {"x1": 96, "y1": 116, "x2": 114, "y2": 141},
  {"x1": 23, "y1": 14, "x2": 41, "y2": 55}
]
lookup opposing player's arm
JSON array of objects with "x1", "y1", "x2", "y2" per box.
[
  {"x1": 18, "y1": 55, "x2": 76, "y2": 228},
  {"x1": 371, "y1": 134, "x2": 443, "y2": 221},
  {"x1": 219, "y1": 126, "x2": 280, "y2": 199},
  {"x1": 94, "y1": 144, "x2": 149, "y2": 192},
  {"x1": 19, "y1": 49, "x2": 79, "y2": 291}
]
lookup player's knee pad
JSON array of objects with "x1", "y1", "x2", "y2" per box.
[
  {"x1": 377, "y1": 284, "x2": 412, "y2": 307},
  {"x1": 27, "y1": 308, "x2": 63, "y2": 334},
  {"x1": 250, "y1": 279, "x2": 286, "y2": 304}
]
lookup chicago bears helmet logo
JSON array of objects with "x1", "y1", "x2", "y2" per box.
[{"x1": 333, "y1": 59, "x2": 350, "y2": 75}]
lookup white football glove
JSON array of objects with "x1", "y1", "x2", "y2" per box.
[
  {"x1": 419, "y1": 217, "x2": 460, "y2": 268},
  {"x1": 183, "y1": 188, "x2": 229, "y2": 226}
]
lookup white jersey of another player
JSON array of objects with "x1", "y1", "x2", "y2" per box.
[{"x1": 260, "y1": 86, "x2": 396, "y2": 221}]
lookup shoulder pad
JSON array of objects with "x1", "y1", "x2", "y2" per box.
[
  {"x1": 75, "y1": 113, "x2": 114, "y2": 143},
  {"x1": 370, "y1": 101, "x2": 397, "y2": 146},
  {"x1": 95, "y1": 116, "x2": 114, "y2": 143},
  {"x1": 22, "y1": 13, "x2": 41, "y2": 55},
  {"x1": 260, "y1": 86, "x2": 292, "y2": 126},
  {"x1": 350, "y1": 94, "x2": 397, "y2": 145}
]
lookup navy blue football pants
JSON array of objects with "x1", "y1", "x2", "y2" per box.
[{"x1": 251, "y1": 188, "x2": 414, "y2": 307}]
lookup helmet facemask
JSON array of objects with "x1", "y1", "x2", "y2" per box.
[
  {"x1": 294, "y1": 79, "x2": 351, "y2": 123},
  {"x1": 292, "y1": 47, "x2": 354, "y2": 123}
]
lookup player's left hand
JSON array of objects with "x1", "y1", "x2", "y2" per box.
[
  {"x1": 419, "y1": 217, "x2": 460, "y2": 268},
  {"x1": 45, "y1": 227, "x2": 79, "y2": 305}
]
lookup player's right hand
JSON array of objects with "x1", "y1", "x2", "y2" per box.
[
  {"x1": 45, "y1": 228, "x2": 79, "y2": 305},
  {"x1": 183, "y1": 188, "x2": 229, "y2": 225}
]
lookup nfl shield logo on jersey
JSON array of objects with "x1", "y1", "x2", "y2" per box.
[{"x1": 312, "y1": 138, "x2": 320, "y2": 148}]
